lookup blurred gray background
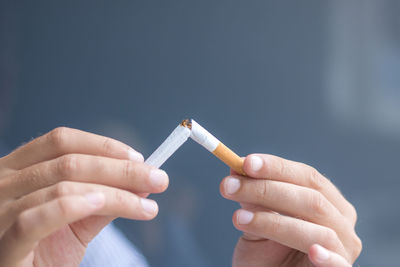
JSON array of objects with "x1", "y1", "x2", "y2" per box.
[{"x1": 1, "y1": 0, "x2": 399, "y2": 266}]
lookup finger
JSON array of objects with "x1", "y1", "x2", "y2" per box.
[
  {"x1": 5, "y1": 181, "x2": 159, "y2": 232},
  {"x1": 221, "y1": 176, "x2": 346, "y2": 230},
  {"x1": 2, "y1": 127, "x2": 143, "y2": 170},
  {"x1": 0, "y1": 194, "x2": 105, "y2": 265},
  {"x1": 308, "y1": 244, "x2": 352, "y2": 267},
  {"x1": 232, "y1": 209, "x2": 348, "y2": 259},
  {"x1": 243, "y1": 154, "x2": 357, "y2": 224},
  {"x1": 15, "y1": 181, "x2": 158, "y2": 246},
  {"x1": 68, "y1": 215, "x2": 116, "y2": 246},
  {"x1": 221, "y1": 176, "x2": 360, "y2": 256},
  {"x1": 6, "y1": 154, "x2": 168, "y2": 198}
]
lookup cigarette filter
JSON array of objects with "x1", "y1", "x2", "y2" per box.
[
  {"x1": 145, "y1": 119, "x2": 245, "y2": 175},
  {"x1": 187, "y1": 119, "x2": 245, "y2": 175}
]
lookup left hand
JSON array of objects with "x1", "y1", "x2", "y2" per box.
[
  {"x1": 0, "y1": 128, "x2": 169, "y2": 267},
  {"x1": 220, "y1": 154, "x2": 361, "y2": 267}
]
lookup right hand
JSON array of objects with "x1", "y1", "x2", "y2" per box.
[
  {"x1": 0, "y1": 127, "x2": 169, "y2": 267},
  {"x1": 221, "y1": 154, "x2": 361, "y2": 267}
]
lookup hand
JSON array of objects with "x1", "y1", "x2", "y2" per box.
[
  {"x1": 0, "y1": 127, "x2": 169, "y2": 267},
  {"x1": 220, "y1": 154, "x2": 361, "y2": 267}
]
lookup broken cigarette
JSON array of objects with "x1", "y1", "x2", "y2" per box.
[{"x1": 145, "y1": 119, "x2": 245, "y2": 175}]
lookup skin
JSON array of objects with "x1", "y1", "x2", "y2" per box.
[
  {"x1": 220, "y1": 154, "x2": 362, "y2": 267},
  {"x1": 0, "y1": 127, "x2": 169, "y2": 267},
  {"x1": 0, "y1": 127, "x2": 361, "y2": 266}
]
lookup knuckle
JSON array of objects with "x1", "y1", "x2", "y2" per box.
[
  {"x1": 102, "y1": 137, "x2": 116, "y2": 155},
  {"x1": 57, "y1": 155, "x2": 77, "y2": 179},
  {"x1": 351, "y1": 234, "x2": 363, "y2": 259},
  {"x1": 54, "y1": 181, "x2": 73, "y2": 198},
  {"x1": 308, "y1": 167, "x2": 325, "y2": 191},
  {"x1": 309, "y1": 191, "x2": 329, "y2": 218},
  {"x1": 114, "y1": 190, "x2": 127, "y2": 206},
  {"x1": 12, "y1": 212, "x2": 30, "y2": 240},
  {"x1": 348, "y1": 203, "x2": 358, "y2": 224},
  {"x1": 325, "y1": 227, "x2": 337, "y2": 240},
  {"x1": 324, "y1": 228, "x2": 340, "y2": 248},
  {"x1": 2, "y1": 200, "x2": 17, "y2": 217},
  {"x1": 56, "y1": 198, "x2": 71, "y2": 217},
  {"x1": 47, "y1": 127, "x2": 70, "y2": 151},
  {"x1": 278, "y1": 158, "x2": 288, "y2": 177},
  {"x1": 0, "y1": 179, "x2": 9, "y2": 194},
  {"x1": 266, "y1": 213, "x2": 282, "y2": 235},
  {"x1": 254, "y1": 181, "x2": 269, "y2": 202},
  {"x1": 24, "y1": 167, "x2": 43, "y2": 190},
  {"x1": 123, "y1": 160, "x2": 134, "y2": 179}
]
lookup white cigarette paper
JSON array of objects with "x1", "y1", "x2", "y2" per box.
[
  {"x1": 145, "y1": 124, "x2": 191, "y2": 168},
  {"x1": 189, "y1": 119, "x2": 219, "y2": 152}
]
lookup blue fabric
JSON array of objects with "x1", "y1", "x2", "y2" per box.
[{"x1": 80, "y1": 223, "x2": 148, "y2": 267}]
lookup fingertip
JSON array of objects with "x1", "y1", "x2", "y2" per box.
[
  {"x1": 128, "y1": 149, "x2": 144, "y2": 162},
  {"x1": 161, "y1": 175, "x2": 170, "y2": 192},
  {"x1": 225, "y1": 177, "x2": 241, "y2": 195},
  {"x1": 233, "y1": 209, "x2": 254, "y2": 228},
  {"x1": 149, "y1": 168, "x2": 169, "y2": 193},
  {"x1": 244, "y1": 154, "x2": 264, "y2": 175},
  {"x1": 232, "y1": 210, "x2": 240, "y2": 228},
  {"x1": 308, "y1": 244, "x2": 330, "y2": 265},
  {"x1": 219, "y1": 177, "x2": 227, "y2": 196},
  {"x1": 219, "y1": 176, "x2": 236, "y2": 198},
  {"x1": 308, "y1": 244, "x2": 319, "y2": 264},
  {"x1": 140, "y1": 198, "x2": 159, "y2": 219}
]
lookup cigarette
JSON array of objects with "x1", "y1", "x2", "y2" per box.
[
  {"x1": 145, "y1": 123, "x2": 191, "y2": 168},
  {"x1": 145, "y1": 119, "x2": 245, "y2": 175}
]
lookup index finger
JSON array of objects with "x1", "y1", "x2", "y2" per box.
[
  {"x1": 1, "y1": 127, "x2": 143, "y2": 170},
  {"x1": 242, "y1": 154, "x2": 357, "y2": 224}
]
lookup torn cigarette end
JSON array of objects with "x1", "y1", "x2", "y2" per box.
[
  {"x1": 180, "y1": 119, "x2": 192, "y2": 129},
  {"x1": 145, "y1": 118, "x2": 245, "y2": 175}
]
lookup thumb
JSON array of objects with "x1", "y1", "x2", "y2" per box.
[
  {"x1": 69, "y1": 216, "x2": 115, "y2": 246},
  {"x1": 308, "y1": 244, "x2": 352, "y2": 267}
]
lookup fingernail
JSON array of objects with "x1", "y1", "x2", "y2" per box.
[
  {"x1": 249, "y1": 155, "x2": 263, "y2": 172},
  {"x1": 149, "y1": 169, "x2": 168, "y2": 187},
  {"x1": 84, "y1": 192, "x2": 105, "y2": 208},
  {"x1": 237, "y1": 209, "x2": 254, "y2": 225},
  {"x1": 141, "y1": 198, "x2": 158, "y2": 214},
  {"x1": 128, "y1": 149, "x2": 144, "y2": 162},
  {"x1": 314, "y1": 244, "x2": 330, "y2": 262},
  {"x1": 225, "y1": 177, "x2": 240, "y2": 195}
]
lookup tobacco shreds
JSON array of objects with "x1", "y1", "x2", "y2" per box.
[{"x1": 180, "y1": 119, "x2": 192, "y2": 129}]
